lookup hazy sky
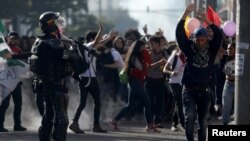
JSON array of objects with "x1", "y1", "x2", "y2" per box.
[
  {"x1": 119, "y1": 0, "x2": 185, "y2": 41},
  {"x1": 88, "y1": 0, "x2": 186, "y2": 41}
]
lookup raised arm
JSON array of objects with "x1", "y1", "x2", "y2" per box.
[
  {"x1": 92, "y1": 20, "x2": 104, "y2": 48},
  {"x1": 196, "y1": 10, "x2": 223, "y2": 53},
  {"x1": 176, "y1": 3, "x2": 195, "y2": 53}
]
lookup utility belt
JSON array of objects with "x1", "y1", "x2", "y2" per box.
[
  {"x1": 33, "y1": 81, "x2": 68, "y2": 94},
  {"x1": 54, "y1": 79, "x2": 65, "y2": 85},
  {"x1": 184, "y1": 85, "x2": 209, "y2": 92}
]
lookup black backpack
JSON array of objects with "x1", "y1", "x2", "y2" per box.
[
  {"x1": 171, "y1": 55, "x2": 178, "y2": 70},
  {"x1": 65, "y1": 41, "x2": 90, "y2": 76}
]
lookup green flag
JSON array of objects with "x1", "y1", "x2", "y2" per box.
[
  {"x1": 0, "y1": 49, "x2": 25, "y2": 67},
  {"x1": 0, "y1": 49, "x2": 9, "y2": 57}
]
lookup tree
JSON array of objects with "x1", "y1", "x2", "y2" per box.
[
  {"x1": 235, "y1": 0, "x2": 250, "y2": 124},
  {"x1": 0, "y1": 1, "x2": 29, "y2": 18},
  {"x1": 0, "y1": 0, "x2": 136, "y2": 38},
  {"x1": 0, "y1": 0, "x2": 89, "y2": 35},
  {"x1": 24, "y1": 0, "x2": 89, "y2": 35}
]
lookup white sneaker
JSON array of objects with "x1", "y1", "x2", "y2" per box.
[{"x1": 171, "y1": 126, "x2": 178, "y2": 131}]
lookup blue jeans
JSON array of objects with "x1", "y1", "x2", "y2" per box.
[
  {"x1": 222, "y1": 80, "x2": 234, "y2": 124},
  {"x1": 169, "y1": 83, "x2": 185, "y2": 127},
  {"x1": 114, "y1": 77, "x2": 153, "y2": 124},
  {"x1": 182, "y1": 86, "x2": 211, "y2": 141}
]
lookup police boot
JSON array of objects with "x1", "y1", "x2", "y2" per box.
[
  {"x1": 38, "y1": 126, "x2": 51, "y2": 141},
  {"x1": 52, "y1": 118, "x2": 68, "y2": 141}
]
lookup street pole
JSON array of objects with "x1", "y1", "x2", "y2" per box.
[
  {"x1": 235, "y1": 0, "x2": 250, "y2": 124},
  {"x1": 98, "y1": 0, "x2": 102, "y2": 18}
]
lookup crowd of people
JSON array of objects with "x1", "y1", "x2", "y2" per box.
[{"x1": 0, "y1": 3, "x2": 236, "y2": 141}]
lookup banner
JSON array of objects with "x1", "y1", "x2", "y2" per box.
[{"x1": 0, "y1": 32, "x2": 30, "y2": 100}]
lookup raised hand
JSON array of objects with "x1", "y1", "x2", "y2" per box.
[
  {"x1": 195, "y1": 10, "x2": 207, "y2": 21},
  {"x1": 98, "y1": 20, "x2": 103, "y2": 31},
  {"x1": 181, "y1": 3, "x2": 195, "y2": 20},
  {"x1": 158, "y1": 28, "x2": 164, "y2": 36},
  {"x1": 195, "y1": 10, "x2": 212, "y2": 25},
  {"x1": 184, "y1": 3, "x2": 195, "y2": 14},
  {"x1": 142, "y1": 24, "x2": 148, "y2": 35},
  {"x1": 109, "y1": 30, "x2": 118, "y2": 39}
]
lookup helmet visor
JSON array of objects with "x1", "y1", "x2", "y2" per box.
[{"x1": 55, "y1": 15, "x2": 66, "y2": 29}]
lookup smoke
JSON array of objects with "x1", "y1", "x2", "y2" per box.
[
  {"x1": 120, "y1": 0, "x2": 186, "y2": 41},
  {"x1": 88, "y1": 0, "x2": 186, "y2": 40},
  {"x1": 2, "y1": 75, "x2": 126, "y2": 132},
  {"x1": 3, "y1": 77, "x2": 41, "y2": 131}
]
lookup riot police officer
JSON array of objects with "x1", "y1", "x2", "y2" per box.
[{"x1": 30, "y1": 11, "x2": 71, "y2": 141}]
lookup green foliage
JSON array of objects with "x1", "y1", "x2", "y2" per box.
[
  {"x1": 0, "y1": 0, "x2": 30, "y2": 18},
  {"x1": 0, "y1": 0, "x2": 89, "y2": 35}
]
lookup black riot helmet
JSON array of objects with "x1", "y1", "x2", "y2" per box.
[{"x1": 39, "y1": 11, "x2": 66, "y2": 34}]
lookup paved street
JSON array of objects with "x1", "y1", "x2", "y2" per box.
[
  {"x1": 0, "y1": 121, "x2": 187, "y2": 141},
  {"x1": 0, "y1": 118, "x2": 223, "y2": 141},
  {"x1": 0, "y1": 80, "x2": 223, "y2": 141}
]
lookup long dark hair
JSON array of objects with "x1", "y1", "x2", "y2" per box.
[
  {"x1": 131, "y1": 40, "x2": 145, "y2": 56},
  {"x1": 123, "y1": 39, "x2": 145, "y2": 70}
]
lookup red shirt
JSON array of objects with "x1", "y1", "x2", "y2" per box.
[
  {"x1": 130, "y1": 48, "x2": 152, "y2": 81},
  {"x1": 9, "y1": 44, "x2": 23, "y2": 54}
]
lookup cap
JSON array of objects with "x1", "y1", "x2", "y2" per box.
[
  {"x1": 8, "y1": 31, "x2": 19, "y2": 39},
  {"x1": 193, "y1": 27, "x2": 208, "y2": 38}
]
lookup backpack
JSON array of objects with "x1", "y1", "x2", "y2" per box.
[
  {"x1": 171, "y1": 55, "x2": 178, "y2": 70},
  {"x1": 29, "y1": 38, "x2": 89, "y2": 80},
  {"x1": 66, "y1": 41, "x2": 90, "y2": 76}
]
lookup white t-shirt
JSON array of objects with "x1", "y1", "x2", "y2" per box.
[
  {"x1": 111, "y1": 48, "x2": 125, "y2": 72},
  {"x1": 224, "y1": 60, "x2": 235, "y2": 76},
  {"x1": 79, "y1": 42, "x2": 97, "y2": 77},
  {"x1": 167, "y1": 53, "x2": 185, "y2": 84}
]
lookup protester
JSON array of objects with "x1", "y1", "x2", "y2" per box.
[
  {"x1": 0, "y1": 31, "x2": 27, "y2": 132},
  {"x1": 176, "y1": 3, "x2": 223, "y2": 141},
  {"x1": 69, "y1": 22, "x2": 109, "y2": 134},
  {"x1": 109, "y1": 39, "x2": 161, "y2": 133},
  {"x1": 146, "y1": 35, "x2": 167, "y2": 128},
  {"x1": 163, "y1": 46, "x2": 186, "y2": 132},
  {"x1": 222, "y1": 42, "x2": 235, "y2": 125}
]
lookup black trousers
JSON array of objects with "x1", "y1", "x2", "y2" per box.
[
  {"x1": 145, "y1": 78, "x2": 166, "y2": 124},
  {"x1": 0, "y1": 82, "x2": 22, "y2": 127},
  {"x1": 72, "y1": 77, "x2": 101, "y2": 125},
  {"x1": 38, "y1": 84, "x2": 69, "y2": 141}
]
